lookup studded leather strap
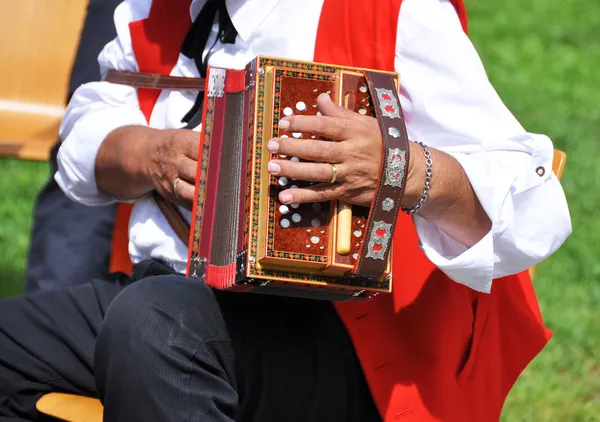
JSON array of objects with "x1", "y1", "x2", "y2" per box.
[{"x1": 351, "y1": 71, "x2": 410, "y2": 280}]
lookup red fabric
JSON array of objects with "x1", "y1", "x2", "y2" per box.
[
  {"x1": 109, "y1": 0, "x2": 193, "y2": 274},
  {"x1": 450, "y1": 0, "x2": 469, "y2": 34},
  {"x1": 108, "y1": 203, "x2": 134, "y2": 274},
  {"x1": 315, "y1": 1, "x2": 550, "y2": 421},
  {"x1": 314, "y1": 0, "x2": 468, "y2": 70},
  {"x1": 111, "y1": 1, "x2": 551, "y2": 420},
  {"x1": 129, "y1": 0, "x2": 193, "y2": 120}
]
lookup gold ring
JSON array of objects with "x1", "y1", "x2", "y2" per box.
[
  {"x1": 329, "y1": 163, "x2": 338, "y2": 184},
  {"x1": 173, "y1": 177, "x2": 183, "y2": 199}
]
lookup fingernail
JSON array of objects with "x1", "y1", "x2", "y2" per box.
[
  {"x1": 279, "y1": 192, "x2": 292, "y2": 203},
  {"x1": 268, "y1": 161, "x2": 280, "y2": 174},
  {"x1": 267, "y1": 140, "x2": 279, "y2": 153},
  {"x1": 279, "y1": 119, "x2": 290, "y2": 130}
]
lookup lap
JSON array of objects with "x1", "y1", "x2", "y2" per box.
[
  {"x1": 1, "y1": 265, "x2": 379, "y2": 421},
  {"x1": 107, "y1": 277, "x2": 378, "y2": 421}
]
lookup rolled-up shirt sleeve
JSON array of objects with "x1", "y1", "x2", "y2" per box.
[
  {"x1": 397, "y1": 0, "x2": 572, "y2": 292},
  {"x1": 56, "y1": 1, "x2": 149, "y2": 206}
]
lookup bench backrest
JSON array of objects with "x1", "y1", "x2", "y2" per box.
[{"x1": 0, "y1": 0, "x2": 87, "y2": 160}]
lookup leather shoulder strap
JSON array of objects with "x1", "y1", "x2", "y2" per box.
[{"x1": 102, "y1": 69, "x2": 205, "y2": 91}]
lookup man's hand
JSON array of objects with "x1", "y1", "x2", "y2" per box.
[
  {"x1": 96, "y1": 126, "x2": 200, "y2": 209},
  {"x1": 146, "y1": 129, "x2": 199, "y2": 208},
  {"x1": 267, "y1": 94, "x2": 381, "y2": 207},
  {"x1": 267, "y1": 93, "x2": 416, "y2": 208}
]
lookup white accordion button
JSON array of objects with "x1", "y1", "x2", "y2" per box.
[
  {"x1": 292, "y1": 213, "x2": 301, "y2": 223},
  {"x1": 279, "y1": 205, "x2": 290, "y2": 215},
  {"x1": 296, "y1": 101, "x2": 306, "y2": 111},
  {"x1": 280, "y1": 218, "x2": 290, "y2": 228},
  {"x1": 283, "y1": 107, "x2": 293, "y2": 116},
  {"x1": 278, "y1": 177, "x2": 288, "y2": 186}
]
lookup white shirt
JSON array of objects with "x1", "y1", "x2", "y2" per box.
[{"x1": 56, "y1": 0, "x2": 572, "y2": 293}]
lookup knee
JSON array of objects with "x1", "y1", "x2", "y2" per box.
[
  {"x1": 98, "y1": 276, "x2": 226, "y2": 347},
  {"x1": 94, "y1": 276, "x2": 235, "y2": 406},
  {"x1": 95, "y1": 276, "x2": 229, "y2": 376}
]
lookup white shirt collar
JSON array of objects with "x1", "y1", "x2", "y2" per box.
[{"x1": 190, "y1": 0, "x2": 283, "y2": 42}]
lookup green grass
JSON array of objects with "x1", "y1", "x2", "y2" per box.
[
  {"x1": 465, "y1": 0, "x2": 600, "y2": 420},
  {"x1": 0, "y1": 158, "x2": 48, "y2": 297},
  {"x1": 0, "y1": 0, "x2": 598, "y2": 419}
]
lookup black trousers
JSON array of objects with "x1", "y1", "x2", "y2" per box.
[{"x1": 0, "y1": 260, "x2": 381, "y2": 421}]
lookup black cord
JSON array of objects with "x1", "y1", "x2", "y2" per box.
[{"x1": 180, "y1": 0, "x2": 238, "y2": 126}]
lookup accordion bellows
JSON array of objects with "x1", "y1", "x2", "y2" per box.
[{"x1": 186, "y1": 56, "x2": 409, "y2": 301}]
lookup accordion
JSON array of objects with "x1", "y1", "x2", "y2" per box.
[
  {"x1": 186, "y1": 56, "x2": 411, "y2": 302},
  {"x1": 103, "y1": 56, "x2": 410, "y2": 302}
]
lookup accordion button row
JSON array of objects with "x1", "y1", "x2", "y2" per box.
[{"x1": 283, "y1": 102, "x2": 307, "y2": 116}]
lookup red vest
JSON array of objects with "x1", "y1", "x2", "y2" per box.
[{"x1": 114, "y1": 1, "x2": 551, "y2": 420}]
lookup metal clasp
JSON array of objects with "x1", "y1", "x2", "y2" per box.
[{"x1": 208, "y1": 69, "x2": 226, "y2": 98}]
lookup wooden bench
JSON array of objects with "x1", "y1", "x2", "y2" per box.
[{"x1": 0, "y1": 0, "x2": 87, "y2": 161}]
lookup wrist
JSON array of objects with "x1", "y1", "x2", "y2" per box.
[
  {"x1": 141, "y1": 128, "x2": 168, "y2": 189},
  {"x1": 96, "y1": 125, "x2": 159, "y2": 199},
  {"x1": 400, "y1": 141, "x2": 427, "y2": 209},
  {"x1": 123, "y1": 127, "x2": 161, "y2": 192}
]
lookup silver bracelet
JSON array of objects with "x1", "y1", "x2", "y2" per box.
[{"x1": 402, "y1": 141, "x2": 432, "y2": 215}]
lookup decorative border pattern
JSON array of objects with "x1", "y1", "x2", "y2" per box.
[
  {"x1": 189, "y1": 96, "x2": 215, "y2": 262},
  {"x1": 242, "y1": 75, "x2": 256, "y2": 249}
]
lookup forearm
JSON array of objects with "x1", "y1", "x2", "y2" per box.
[
  {"x1": 95, "y1": 125, "x2": 159, "y2": 200},
  {"x1": 403, "y1": 142, "x2": 491, "y2": 248}
]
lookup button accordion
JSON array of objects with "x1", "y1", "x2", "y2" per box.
[{"x1": 103, "y1": 56, "x2": 411, "y2": 301}]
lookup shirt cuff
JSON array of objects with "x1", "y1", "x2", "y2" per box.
[
  {"x1": 56, "y1": 107, "x2": 149, "y2": 206},
  {"x1": 414, "y1": 217, "x2": 494, "y2": 293},
  {"x1": 413, "y1": 151, "x2": 518, "y2": 293}
]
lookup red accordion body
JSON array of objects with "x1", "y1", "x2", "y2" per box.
[{"x1": 186, "y1": 57, "x2": 409, "y2": 301}]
